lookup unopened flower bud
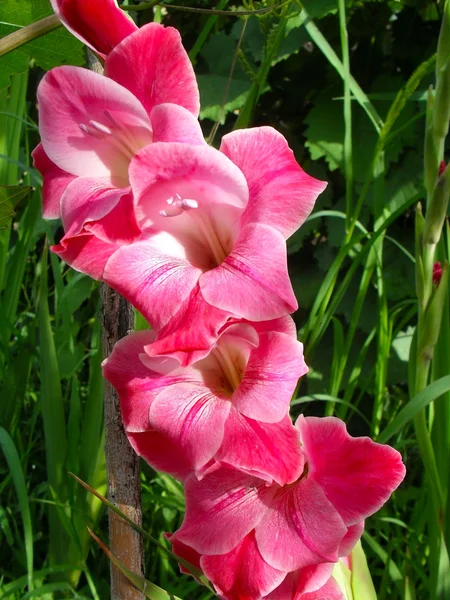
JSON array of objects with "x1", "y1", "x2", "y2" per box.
[{"x1": 433, "y1": 261, "x2": 443, "y2": 285}]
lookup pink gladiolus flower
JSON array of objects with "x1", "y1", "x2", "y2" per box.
[
  {"x1": 103, "y1": 128, "x2": 327, "y2": 359},
  {"x1": 170, "y1": 416, "x2": 405, "y2": 595},
  {"x1": 50, "y1": 0, "x2": 137, "y2": 57},
  {"x1": 33, "y1": 23, "x2": 201, "y2": 277},
  {"x1": 102, "y1": 317, "x2": 307, "y2": 485}
]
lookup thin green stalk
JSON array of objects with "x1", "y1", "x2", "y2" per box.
[
  {"x1": 0, "y1": 15, "x2": 60, "y2": 58},
  {"x1": 189, "y1": 0, "x2": 230, "y2": 63},
  {"x1": 337, "y1": 0, "x2": 353, "y2": 231}
]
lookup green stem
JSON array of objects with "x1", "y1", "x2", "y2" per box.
[{"x1": 0, "y1": 15, "x2": 60, "y2": 58}]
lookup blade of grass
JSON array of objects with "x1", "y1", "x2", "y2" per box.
[
  {"x1": 38, "y1": 240, "x2": 69, "y2": 566},
  {"x1": 88, "y1": 529, "x2": 182, "y2": 600},
  {"x1": 0, "y1": 427, "x2": 33, "y2": 592},
  {"x1": 378, "y1": 375, "x2": 450, "y2": 443}
]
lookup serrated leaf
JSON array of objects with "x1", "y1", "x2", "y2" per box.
[
  {"x1": 0, "y1": 0, "x2": 84, "y2": 89},
  {"x1": 198, "y1": 74, "x2": 251, "y2": 123},
  {"x1": 0, "y1": 185, "x2": 31, "y2": 228},
  {"x1": 302, "y1": 0, "x2": 337, "y2": 19},
  {"x1": 304, "y1": 77, "x2": 420, "y2": 183}
]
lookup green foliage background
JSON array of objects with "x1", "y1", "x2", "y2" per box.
[{"x1": 0, "y1": 0, "x2": 449, "y2": 599}]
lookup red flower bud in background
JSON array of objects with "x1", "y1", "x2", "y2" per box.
[
  {"x1": 433, "y1": 261, "x2": 443, "y2": 285},
  {"x1": 50, "y1": 0, "x2": 137, "y2": 57}
]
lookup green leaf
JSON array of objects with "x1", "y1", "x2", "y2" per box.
[
  {"x1": 198, "y1": 29, "x2": 253, "y2": 123},
  {"x1": 378, "y1": 375, "x2": 450, "y2": 443},
  {"x1": 0, "y1": 185, "x2": 31, "y2": 228},
  {"x1": 0, "y1": 0, "x2": 84, "y2": 89},
  {"x1": 89, "y1": 528, "x2": 183, "y2": 600},
  {"x1": 0, "y1": 427, "x2": 34, "y2": 592},
  {"x1": 302, "y1": 0, "x2": 337, "y2": 19}
]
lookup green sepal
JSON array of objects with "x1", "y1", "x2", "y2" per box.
[
  {"x1": 424, "y1": 88, "x2": 439, "y2": 197},
  {"x1": 419, "y1": 261, "x2": 449, "y2": 354},
  {"x1": 424, "y1": 165, "x2": 450, "y2": 245}
]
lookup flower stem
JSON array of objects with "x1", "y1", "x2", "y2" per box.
[{"x1": 0, "y1": 15, "x2": 60, "y2": 58}]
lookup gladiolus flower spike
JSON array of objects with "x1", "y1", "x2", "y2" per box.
[{"x1": 34, "y1": 13, "x2": 406, "y2": 600}]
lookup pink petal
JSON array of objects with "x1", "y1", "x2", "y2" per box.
[
  {"x1": 129, "y1": 142, "x2": 248, "y2": 230},
  {"x1": 103, "y1": 235, "x2": 202, "y2": 330},
  {"x1": 264, "y1": 571, "x2": 343, "y2": 600},
  {"x1": 201, "y1": 531, "x2": 286, "y2": 600},
  {"x1": 105, "y1": 23, "x2": 199, "y2": 117},
  {"x1": 216, "y1": 411, "x2": 304, "y2": 486},
  {"x1": 32, "y1": 143, "x2": 75, "y2": 219},
  {"x1": 297, "y1": 416, "x2": 406, "y2": 526},
  {"x1": 296, "y1": 564, "x2": 336, "y2": 595},
  {"x1": 173, "y1": 467, "x2": 273, "y2": 555},
  {"x1": 51, "y1": 233, "x2": 117, "y2": 279},
  {"x1": 170, "y1": 538, "x2": 202, "y2": 577},
  {"x1": 129, "y1": 430, "x2": 194, "y2": 481},
  {"x1": 339, "y1": 522, "x2": 364, "y2": 557},
  {"x1": 50, "y1": 0, "x2": 137, "y2": 56},
  {"x1": 85, "y1": 190, "x2": 141, "y2": 244},
  {"x1": 253, "y1": 315, "x2": 298, "y2": 338},
  {"x1": 37, "y1": 66, "x2": 152, "y2": 179},
  {"x1": 200, "y1": 223, "x2": 298, "y2": 321},
  {"x1": 101, "y1": 330, "x2": 160, "y2": 432},
  {"x1": 298, "y1": 578, "x2": 343, "y2": 600},
  {"x1": 150, "y1": 104, "x2": 205, "y2": 145},
  {"x1": 144, "y1": 284, "x2": 232, "y2": 366},
  {"x1": 255, "y1": 477, "x2": 347, "y2": 572},
  {"x1": 149, "y1": 383, "x2": 231, "y2": 475},
  {"x1": 233, "y1": 331, "x2": 307, "y2": 423},
  {"x1": 60, "y1": 177, "x2": 137, "y2": 241},
  {"x1": 220, "y1": 127, "x2": 327, "y2": 239}
]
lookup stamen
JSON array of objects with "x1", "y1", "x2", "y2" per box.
[
  {"x1": 104, "y1": 109, "x2": 121, "y2": 129},
  {"x1": 160, "y1": 196, "x2": 198, "y2": 217},
  {"x1": 89, "y1": 120, "x2": 112, "y2": 135},
  {"x1": 79, "y1": 123, "x2": 103, "y2": 139}
]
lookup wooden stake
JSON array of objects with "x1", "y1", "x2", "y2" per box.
[{"x1": 101, "y1": 285, "x2": 145, "y2": 600}]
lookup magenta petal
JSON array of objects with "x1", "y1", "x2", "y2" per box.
[
  {"x1": 60, "y1": 177, "x2": 130, "y2": 236},
  {"x1": 201, "y1": 531, "x2": 286, "y2": 600},
  {"x1": 173, "y1": 467, "x2": 272, "y2": 555},
  {"x1": 50, "y1": 0, "x2": 137, "y2": 56},
  {"x1": 256, "y1": 477, "x2": 347, "y2": 572},
  {"x1": 37, "y1": 66, "x2": 152, "y2": 179},
  {"x1": 85, "y1": 191, "x2": 141, "y2": 244},
  {"x1": 150, "y1": 104, "x2": 205, "y2": 145},
  {"x1": 101, "y1": 330, "x2": 160, "y2": 431},
  {"x1": 200, "y1": 223, "x2": 298, "y2": 321},
  {"x1": 297, "y1": 416, "x2": 406, "y2": 526},
  {"x1": 146, "y1": 284, "x2": 232, "y2": 366},
  {"x1": 149, "y1": 383, "x2": 231, "y2": 475},
  {"x1": 220, "y1": 127, "x2": 327, "y2": 239},
  {"x1": 296, "y1": 564, "x2": 336, "y2": 595},
  {"x1": 338, "y1": 522, "x2": 364, "y2": 557},
  {"x1": 299, "y1": 577, "x2": 344, "y2": 600},
  {"x1": 233, "y1": 331, "x2": 307, "y2": 423},
  {"x1": 217, "y1": 412, "x2": 304, "y2": 486},
  {"x1": 32, "y1": 143, "x2": 75, "y2": 219},
  {"x1": 106, "y1": 23, "x2": 199, "y2": 117},
  {"x1": 129, "y1": 430, "x2": 194, "y2": 481},
  {"x1": 170, "y1": 538, "x2": 202, "y2": 577},
  {"x1": 130, "y1": 142, "x2": 248, "y2": 226},
  {"x1": 52, "y1": 233, "x2": 117, "y2": 279},
  {"x1": 103, "y1": 236, "x2": 202, "y2": 330},
  {"x1": 253, "y1": 315, "x2": 298, "y2": 338}
]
